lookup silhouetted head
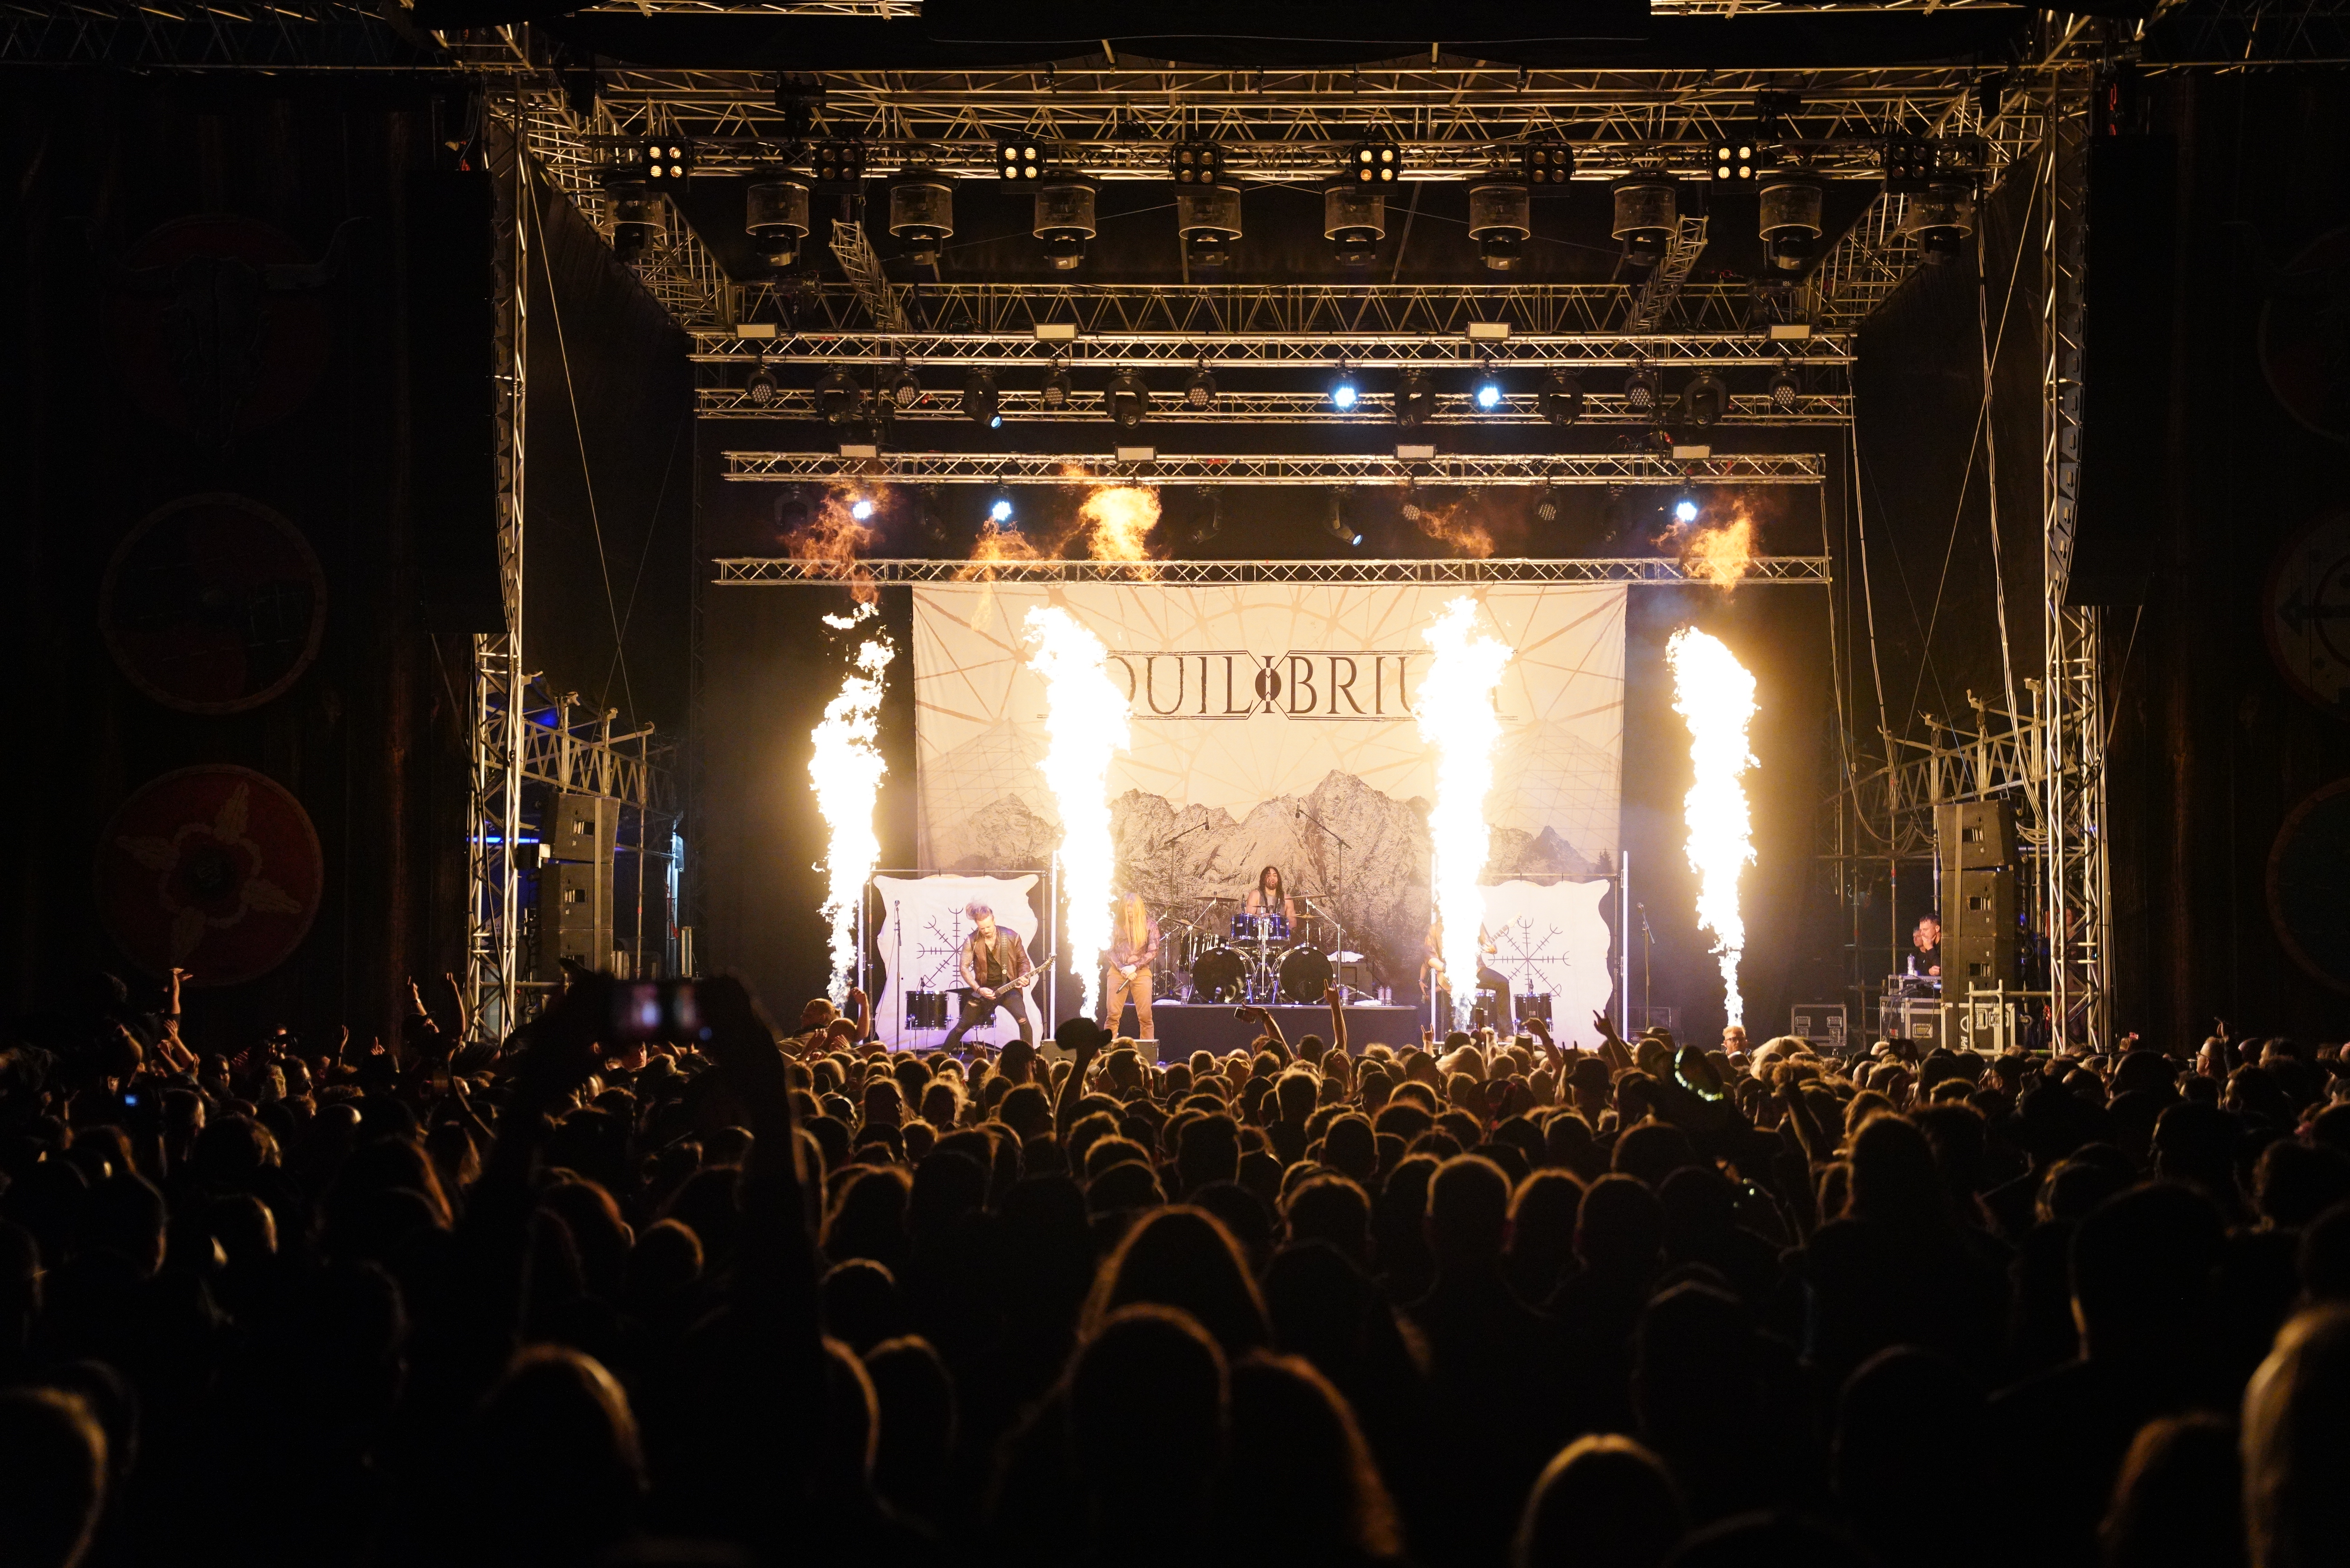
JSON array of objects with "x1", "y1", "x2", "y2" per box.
[
  {"x1": 0, "y1": 1387, "x2": 106, "y2": 1568},
  {"x1": 1085, "y1": 1205, "x2": 1270, "y2": 1355},
  {"x1": 2244, "y1": 1306, "x2": 2350, "y2": 1568},
  {"x1": 1514, "y1": 1433, "x2": 1684, "y2": 1568}
]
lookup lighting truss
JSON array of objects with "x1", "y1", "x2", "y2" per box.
[
  {"x1": 698, "y1": 332, "x2": 1845, "y2": 371},
  {"x1": 711, "y1": 555, "x2": 1835, "y2": 586},
  {"x1": 720, "y1": 450, "x2": 1826, "y2": 485},
  {"x1": 698, "y1": 385, "x2": 1852, "y2": 423}
]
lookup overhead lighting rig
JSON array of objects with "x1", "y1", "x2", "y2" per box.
[
  {"x1": 1467, "y1": 177, "x2": 1532, "y2": 271},
  {"x1": 1176, "y1": 181, "x2": 1243, "y2": 269},
  {"x1": 642, "y1": 138, "x2": 692, "y2": 183},
  {"x1": 1170, "y1": 142, "x2": 1226, "y2": 184},
  {"x1": 810, "y1": 140, "x2": 866, "y2": 187},
  {"x1": 1347, "y1": 141, "x2": 1401, "y2": 185},
  {"x1": 1106, "y1": 370, "x2": 1152, "y2": 430},
  {"x1": 888, "y1": 362, "x2": 923, "y2": 409},
  {"x1": 1611, "y1": 173, "x2": 1678, "y2": 268},
  {"x1": 962, "y1": 368, "x2": 1002, "y2": 428},
  {"x1": 745, "y1": 358, "x2": 779, "y2": 409},
  {"x1": 1034, "y1": 177, "x2": 1098, "y2": 270},
  {"x1": 1681, "y1": 372, "x2": 1727, "y2": 427},
  {"x1": 887, "y1": 171, "x2": 954, "y2": 266},
  {"x1": 599, "y1": 166, "x2": 660, "y2": 262},
  {"x1": 1539, "y1": 372, "x2": 1584, "y2": 427},
  {"x1": 1329, "y1": 364, "x2": 1361, "y2": 413},
  {"x1": 1395, "y1": 371, "x2": 1437, "y2": 429},
  {"x1": 1324, "y1": 184, "x2": 1385, "y2": 268},
  {"x1": 998, "y1": 138, "x2": 1045, "y2": 180},
  {"x1": 1766, "y1": 359, "x2": 1801, "y2": 414},
  {"x1": 743, "y1": 173, "x2": 811, "y2": 270},
  {"x1": 1523, "y1": 141, "x2": 1574, "y2": 186},
  {"x1": 814, "y1": 367, "x2": 864, "y2": 424},
  {"x1": 1757, "y1": 169, "x2": 1824, "y2": 276},
  {"x1": 1040, "y1": 359, "x2": 1074, "y2": 411},
  {"x1": 1184, "y1": 364, "x2": 1219, "y2": 411},
  {"x1": 1623, "y1": 364, "x2": 1661, "y2": 418}
]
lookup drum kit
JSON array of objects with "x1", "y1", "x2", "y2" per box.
[{"x1": 1165, "y1": 894, "x2": 1368, "y2": 1006}]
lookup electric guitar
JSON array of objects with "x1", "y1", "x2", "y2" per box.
[{"x1": 953, "y1": 950, "x2": 1056, "y2": 1003}]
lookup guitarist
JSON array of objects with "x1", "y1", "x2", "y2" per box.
[{"x1": 944, "y1": 899, "x2": 1039, "y2": 1052}]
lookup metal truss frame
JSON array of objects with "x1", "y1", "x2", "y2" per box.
[
  {"x1": 465, "y1": 114, "x2": 530, "y2": 1048},
  {"x1": 712, "y1": 555, "x2": 1833, "y2": 586},
  {"x1": 586, "y1": 0, "x2": 2029, "y2": 13},
  {"x1": 699, "y1": 386, "x2": 1852, "y2": 424},
  {"x1": 720, "y1": 449, "x2": 1823, "y2": 484},
  {"x1": 697, "y1": 330, "x2": 1845, "y2": 370}
]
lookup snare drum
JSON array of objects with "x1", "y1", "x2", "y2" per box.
[{"x1": 1190, "y1": 945, "x2": 1248, "y2": 1003}]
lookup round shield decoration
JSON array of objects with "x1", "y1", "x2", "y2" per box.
[
  {"x1": 95, "y1": 765, "x2": 325, "y2": 987},
  {"x1": 2258, "y1": 225, "x2": 2350, "y2": 443},
  {"x1": 100, "y1": 493, "x2": 327, "y2": 714}
]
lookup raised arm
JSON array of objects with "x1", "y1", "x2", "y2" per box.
[
  {"x1": 1325, "y1": 985, "x2": 1348, "y2": 1059},
  {"x1": 1057, "y1": 1026, "x2": 1103, "y2": 1137},
  {"x1": 1237, "y1": 1004, "x2": 1287, "y2": 1051}
]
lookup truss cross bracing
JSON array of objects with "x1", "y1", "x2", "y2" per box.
[
  {"x1": 712, "y1": 555, "x2": 1833, "y2": 586},
  {"x1": 699, "y1": 332, "x2": 1843, "y2": 371},
  {"x1": 720, "y1": 450, "x2": 1823, "y2": 485},
  {"x1": 701, "y1": 387, "x2": 1852, "y2": 424}
]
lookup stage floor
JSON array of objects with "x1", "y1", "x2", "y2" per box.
[{"x1": 1120, "y1": 1001, "x2": 1426, "y2": 1061}]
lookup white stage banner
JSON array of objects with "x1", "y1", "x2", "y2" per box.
[
  {"x1": 872, "y1": 873, "x2": 1041, "y2": 1050},
  {"x1": 910, "y1": 582, "x2": 1625, "y2": 1000},
  {"x1": 1479, "y1": 879, "x2": 1617, "y2": 1050}
]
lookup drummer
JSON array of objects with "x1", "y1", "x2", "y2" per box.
[
  {"x1": 1243, "y1": 864, "x2": 1297, "y2": 925},
  {"x1": 1103, "y1": 885, "x2": 1160, "y2": 1049}
]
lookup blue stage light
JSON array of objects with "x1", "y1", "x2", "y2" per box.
[
  {"x1": 1674, "y1": 498, "x2": 1700, "y2": 524},
  {"x1": 850, "y1": 498, "x2": 876, "y2": 521},
  {"x1": 1329, "y1": 367, "x2": 1360, "y2": 412},
  {"x1": 989, "y1": 495, "x2": 1015, "y2": 524}
]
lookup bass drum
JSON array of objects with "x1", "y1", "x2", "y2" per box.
[
  {"x1": 1278, "y1": 945, "x2": 1333, "y2": 1004},
  {"x1": 1190, "y1": 945, "x2": 1248, "y2": 1003}
]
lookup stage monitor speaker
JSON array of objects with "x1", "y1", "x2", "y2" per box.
[
  {"x1": 536, "y1": 860, "x2": 612, "y2": 980},
  {"x1": 407, "y1": 168, "x2": 505, "y2": 634},
  {"x1": 545, "y1": 793, "x2": 619, "y2": 864},
  {"x1": 1790, "y1": 1004, "x2": 1848, "y2": 1053},
  {"x1": 1941, "y1": 866, "x2": 2019, "y2": 988},
  {"x1": 2069, "y1": 134, "x2": 2177, "y2": 608},
  {"x1": 1935, "y1": 800, "x2": 2016, "y2": 869}
]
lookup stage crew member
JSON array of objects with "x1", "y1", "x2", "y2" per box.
[
  {"x1": 944, "y1": 899, "x2": 1038, "y2": 1052},
  {"x1": 1102, "y1": 888, "x2": 1160, "y2": 1047}
]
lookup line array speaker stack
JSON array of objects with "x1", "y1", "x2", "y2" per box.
[
  {"x1": 1936, "y1": 801, "x2": 2019, "y2": 990},
  {"x1": 534, "y1": 791, "x2": 617, "y2": 980}
]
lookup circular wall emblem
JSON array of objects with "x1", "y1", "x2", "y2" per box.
[
  {"x1": 2258, "y1": 225, "x2": 2350, "y2": 442},
  {"x1": 95, "y1": 766, "x2": 324, "y2": 987},
  {"x1": 100, "y1": 493, "x2": 327, "y2": 714},
  {"x1": 2269, "y1": 778, "x2": 2350, "y2": 995}
]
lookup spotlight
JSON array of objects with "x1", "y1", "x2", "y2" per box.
[
  {"x1": 888, "y1": 362, "x2": 923, "y2": 410},
  {"x1": 1329, "y1": 365, "x2": 1361, "y2": 413},
  {"x1": 962, "y1": 367, "x2": 1002, "y2": 428},
  {"x1": 1682, "y1": 372, "x2": 1727, "y2": 427},
  {"x1": 1323, "y1": 185, "x2": 1386, "y2": 267},
  {"x1": 1712, "y1": 137, "x2": 1755, "y2": 182},
  {"x1": 1184, "y1": 364, "x2": 1219, "y2": 411},
  {"x1": 601, "y1": 174, "x2": 658, "y2": 261},
  {"x1": 1175, "y1": 183, "x2": 1243, "y2": 269},
  {"x1": 744, "y1": 175, "x2": 811, "y2": 270},
  {"x1": 1611, "y1": 175, "x2": 1678, "y2": 268},
  {"x1": 745, "y1": 359, "x2": 780, "y2": 409},
  {"x1": 1040, "y1": 359, "x2": 1073, "y2": 411},
  {"x1": 997, "y1": 138, "x2": 1045, "y2": 180},
  {"x1": 814, "y1": 367, "x2": 864, "y2": 424},
  {"x1": 1471, "y1": 363, "x2": 1505, "y2": 413},
  {"x1": 989, "y1": 491, "x2": 1015, "y2": 524},
  {"x1": 1326, "y1": 493, "x2": 1363, "y2": 548},
  {"x1": 1170, "y1": 141, "x2": 1227, "y2": 185},
  {"x1": 1767, "y1": 360, "x2": 1801, "y2": 414},
  {"x1": 1394, "y1": 370, "x2": 1437, "y2": 428},
  {"x1": 1536, "y1": 483, "x2": 1561, "y2": 523},
  {"x1": 1757, "y1": 173, "x2": 1824, "y2": 275},
  {"x1": 1624, "y1": 365, "x2": 1661, "y2": 417},
  {"x1": 640, "y1": 139, "x2": 691, "y2": 183},
  {"x1": 887, "y1": 172, "x2": 954, "y2": 266},
  {"x1": 1538, "y1": 371, "x2": 1583, "y2": 427},
  {"x1": 1105, "y1": 369, "x2": 1151, "y2": 430},
  {"x1": 1467, "y1": 179, "x2": 1532, "y2": 271},
  {"x1": 810, "y1": 139, "x2": 865, "y2": 187},
  {"x1": 1034, "y1": 179, "x2": 1097, "y2": 270},
  {"x1": 1523, "y1": 141, "x2": 1574, "y2": 186},
  {"x1": 1899, "y1": 179, "x2": 1978, "y2": 264},
  {"x1": 1348, "y1": 141, "x2": 1401, "y2": 185},
  {"x1": 1674, "y1": 497, "x2": 1700, "y2": 525},
  {"x1": 850, "y1": 498, "x2": 876, "y2": 521}
]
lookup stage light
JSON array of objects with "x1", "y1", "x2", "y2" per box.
[
  {"x1": 1536, "y1": 482, "x2": 1561, "y2": 523},
  {"x1": 1324, "y1": 185, "x2": 1386, "y2": 267},
  {"x1": 601, "y1": 175, "x2": 658, "y2": 262},
  {"x1": 1193, "y1": 484, "x2": 1222, "y2": 544},
  {"x1": 1757, "y1": 173, "x2": 1823, "y2": 275},
  {"x1": 1348, "y1": 141, "x2": 1401, "y2": 184},
  {"x1": 962, "y1": 367, "x2": 1002, "y2": 427},
  {"x1": 1538, "y1": 371, "x2": 1583, "y2": 427},
  {"x1": 1682, "y1": 371, "x2": 1727, "y2": 427},
  {"x1": 1674, "y1": 497, "x2": 1700, "y2": 524},
  {"x1": 887, "y1": 172, "x2": 954, "y2": 266},
  {"x1": 1712, "y1": 138, "x2": 1755, "y2": 181},
  {"x1": 1184, "y1": 364, "x2": 1218, "y2": 411},
  {"x1": 1170, "y1": 141, "x2": 1226, "y2": 185},
  {"x1": 1395, "y1": 370, "x2": 1437, "y2": 428},
  {"x1": 1467, "y1": 179, "x2": 1532, "y2": 271},
  {"x1": 815, "y1": 367, "x2": 864, "y2": 424},
  {"x1": 849, "y1": 497, "x2": 876, "y2": 521},
  {"x1": 1471, "y1": 363, "x2": 1505, "y2": 413},
  {"x1": 641, "y1": 139, "x2": 691, "y2": 183},
  {"x1": 888, "y1": 362, "x2": 923, "y2": 409},
  {"x1": 1106, "y1": 369, "x2": 1151, "y2": 430},
  {"x1": 1034, "y1": 179, "x2": 1098, "y2": 270},
  {"x1": 810, "y1": 140, "x2": 865, "y2": 187},
  {"x1": 1329, "y1": 365, "x2": 1361, "y2": 413},
  {"x1": 1040, "y1": 359, "x2": 1073, "y2": 411},
  {"x1": 1899, "y1": 179, "x2": 1978, "y2": 264},
  {"x1": 1767, "y1": 360, "x2": 1800, "y2": 414},
  {"x1": 1612, "y1": 175, "x2": 1678, "y2": 268},
  {"x1": 1175, "y1": 182, "x2": 1242, "y2": 269},
  {"x1": 744, "y1": 175, "x2": 811, "y2": 269},
  {"x1": 1624, "y1": 365, "x2": 1661, "y2": 418},
  {"x1": 1523, "y1": 141, "x2": 1574, "y2": 185},
  {"x1": 989, "y1": 491, "x2": 1015, "y2": 524},
  {"x1": 998, "y1": 137, "x2": 1044, "y2": 179},
  {"x1": 1326, "y1": 494, "x2": 1362, "y2": 548},
  {"x1": 745, "y1": 359, "x2": 779, "y2": 409}
]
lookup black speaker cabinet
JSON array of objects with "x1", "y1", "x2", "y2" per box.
[
  {"x1": 1935, "y1": 800, "x2": 2015, "y2": 869},
  {"x1": 545, "y1": 792, "x2": 619, "y2": 864},
  {"x1": 536, "y1": 859, "x2": 612, "y2": 980},
  {"x1": 1942, "y1": 866, "x2": 2019, "y2": 988}
]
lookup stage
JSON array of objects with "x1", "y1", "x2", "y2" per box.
[{"x1": 1118, "y1": 1000, "x2": 1426, "y2": 1061}]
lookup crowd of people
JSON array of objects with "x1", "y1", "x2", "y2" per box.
[{"x1": 4, "y1": 964, "x2": 2350, "y2": 1568}]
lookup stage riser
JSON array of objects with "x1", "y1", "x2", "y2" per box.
[{"x1": 1132, "y1": 1002, "x2": 1425, "y2": 1061}]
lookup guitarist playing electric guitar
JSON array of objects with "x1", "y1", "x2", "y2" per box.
[{"x1": 943, "y1": 898, "x2": 1044, "y2": 1053}]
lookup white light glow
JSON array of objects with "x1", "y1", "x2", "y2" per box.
[
  {"x1": 1024, "y1": 605, "x2": 1132, "y2": 1016},
  {"x1": 1667, "y1": 627, "x2": 1758, "y2": 1026},
  {"x1": 850, "y1": 497, "x2": 876, "y2": 521},
  {"x1": 1416, "y1": 597, "x2": 1513, "y2": 1029},
  {"x1": 809, "y1": 608, "x2": 895, "y2": 1003}
]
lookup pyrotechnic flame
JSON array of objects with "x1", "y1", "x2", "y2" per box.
[
  {"x1": 1024, "y1": 605, "x2": 1132, "y2": 1018},
  {"x1": 809, "y1": 623, "x2": 895, "y2": 1003},
  {"x1": 1667, "y1": 628, "x2": 1758, "y2": 1026},
  {"x1": 786, "y1": 488, "x2": 881, "y2": 604},
  {"x1": 1658, "y1": 505, "x2": 1757, "y2": 591},
  {"x1": 1416, "y1": 598, "x2": 1513, "y2": 1029},
  {"x1": 1406, "y1": 495, "x2": 1498, "y2": 559},
  {"x1": 1078, "y1": 485, "x2": 1160, "y2": 572}
]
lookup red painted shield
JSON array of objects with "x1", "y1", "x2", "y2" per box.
[
  {"x1": 100, "y1": 493, "x2": 327, "y2": 714},
  {"x1": 95, "y1": 766, "x2": 325, "y2": 987}
]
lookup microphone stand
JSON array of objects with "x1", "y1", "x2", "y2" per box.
[
  {"x1": 1155, "y1": 819, "x2": 1207, "y2": 854},
  {"x1": 1637, "y1": 902, "x2": 1653, "y2": 1030},
  {"x1": 1293, "y1": 803, "x2": 1351, "y2": 849}
]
